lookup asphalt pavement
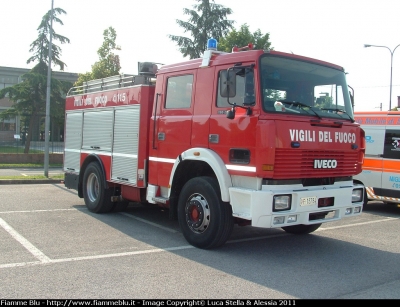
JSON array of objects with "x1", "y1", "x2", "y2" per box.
[{"x1": 1, "y1": 184, "x2": 399, "y2": 298}]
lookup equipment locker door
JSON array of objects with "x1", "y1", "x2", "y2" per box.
[
  {"x1": 64, "y1": 111, "x2": 83, "y2": 173},
  {"x1": 111, "y1": 106, "x2": 141, "y2": 185}
]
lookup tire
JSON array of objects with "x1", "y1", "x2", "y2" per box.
[
  {"x1": 82, "y1": 162, "x2": 113, "y2": 213},
  {"x1": 178, "y1": 177, "x2": 234, "y2": 249},
  {"x1": 281, "y1": 223, "x2": 322, "y2": 234}
]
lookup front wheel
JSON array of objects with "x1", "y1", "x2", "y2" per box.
[
  {"x1": 83, "y1": 162, "x2": 113, "y2": 213},
  {"x1": 281, "y1": 223, "x2": 322, "y2": 234},
  {"x1": 178, "y1": 177, "x2": 234, "y2": 249}
]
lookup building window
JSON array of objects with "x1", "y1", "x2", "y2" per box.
[{"x1": 0, "y1": 122, "x2": 15, "y2": 131}]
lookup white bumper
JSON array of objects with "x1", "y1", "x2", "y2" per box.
[{"x1": 229, "y1": 181, "x2": 364, "y2": 228}]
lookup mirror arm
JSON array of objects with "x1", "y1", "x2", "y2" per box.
[
  {"x1": 225, "y1": 64, "x2": 254, "y2": 119},
  {"x1": 226, "y1": 67, "x2": 233, "y2": 106}
]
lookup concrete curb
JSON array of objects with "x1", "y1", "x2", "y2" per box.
[{"x1": 0, "y1": 180, "x2": 64, "y2": 185}]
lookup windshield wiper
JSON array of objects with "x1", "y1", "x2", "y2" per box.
[
  {"x1": 320, "y1": 108, "x2": 354, "y2": 122},
  {"x1": 278, "y1": 100, "x2": 322, "y2": 119}
]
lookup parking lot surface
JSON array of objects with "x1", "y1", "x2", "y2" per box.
[{"x1": 1, "y1": 183, "x2": 399, "y2": 299}]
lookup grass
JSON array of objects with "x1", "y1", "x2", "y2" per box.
[
  {"x1": 0, "y1": 174, "x2": 64, "y2": 180},
  {"x1": 0, "y1": 163, "x2": 63, "y2": 168},
  {"x1": 0, "y1": 163, "x2": 64, "y2": 180},
  {"x1": 0, "y1": 146, "x2": 43, "y2": 154}
]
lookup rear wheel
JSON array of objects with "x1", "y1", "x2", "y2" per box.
[
  {"x1": 83, "y1": 162, "x2": 113, "y2": 213},
  {"x1": 281, "y1": 223, "x2": 322, "y2": 234},
  {"x1": 178, "y1": 177, "x2": 234, "y2": 249}
]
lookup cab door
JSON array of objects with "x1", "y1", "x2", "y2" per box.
[
  {"x1": 208, "y1": 64, "x2": 258, "y2": 173},
  {"x1": 148, "y1": 71, "x2": 196, "y2": 187}
]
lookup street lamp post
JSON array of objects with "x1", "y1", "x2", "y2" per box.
[{"x1": 364, "y1": 43, "x2": 400, "y2": 111}]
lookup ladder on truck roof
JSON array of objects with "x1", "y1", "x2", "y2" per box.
[{"x1": 67, "y1": 62, "x2": 159, "y2": 96}]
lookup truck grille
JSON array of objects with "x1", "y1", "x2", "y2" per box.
[{"x1": 273, "y1": 149, "x2": 359, "y2": 179}]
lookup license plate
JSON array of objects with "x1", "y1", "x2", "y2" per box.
[{"x1": 300, "y1": 196, "x2": 317, "y2": 206}]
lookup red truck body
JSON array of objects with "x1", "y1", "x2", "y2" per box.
[{"x1": 64, "y1": 43, "x2": 365, "y2": 249}]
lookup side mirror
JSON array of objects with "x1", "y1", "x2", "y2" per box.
[
  {"x1": 226, "y1": 108, "x2": 235, "y2": 119},
  {"x1": 349, "y1": 92, "x2": 354, "y2": 109},
  {"x1": 220, "y1": 70, "x2": 236, "y2": 97},
  {"x1": 348, "y1": 85, "x2": 354, "y2": 109}
]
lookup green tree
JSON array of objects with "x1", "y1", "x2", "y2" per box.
[
  {"x1": 27, "y1": 8, "x2": 70, "y2": 70},
  {"x1": 314, "y1": 93, "x2": 333, "y2": 109},
  {"x1": 0, "y1": 8, "x2": 70, "y2": 153},
  {"x1": 264, "y1": 89, "x2": 286, "y2": 101},
  {"x1": 74, "y1": 27, "x2": 121, "y2": 87},
  {"x1": 169, "y1": 0, "x2": 234, "y2": 59},
  {"x1": 218, "y1": 24, "x2": 272, "y2": 52}
]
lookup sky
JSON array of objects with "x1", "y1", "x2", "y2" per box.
[{"x1": 1, "y1": 0, "x2": 400, "y2": 111}]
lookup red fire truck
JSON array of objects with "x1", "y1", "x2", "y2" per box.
[{"x1": 64, "y1": 39, "x2": 365, "y2": 249}]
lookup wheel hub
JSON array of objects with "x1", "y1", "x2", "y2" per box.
[
  {"x1": 185, "y1": 194, "x2": 210, "y2": 233},
  {"x1": 87, "y1": 173, "x2": 99, "y2": 203}
]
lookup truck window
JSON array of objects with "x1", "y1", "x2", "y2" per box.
[
  {"x1": 314, "y1": 84, "x2": 345, "y2": 111},
  {"x1": 383, "y1": 129, "x2": 400, "y2": 159},
  {"x1": 260, "y1": 55, "x2": 354, "y2": 119},
  {"x1": 217, "y1": 69, "x2": 255, "y2": 107},
  {"x1": 165, "y1": 75, "x2": 193, "y2": 109},
  {"x1": 263, "y1": 89, "x2": 287, "y2": 111}
]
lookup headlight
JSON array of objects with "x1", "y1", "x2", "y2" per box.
[
  {"x1": 352, "y1": 188, "x2": 363, "y2": 203},
  {"x1": 273, "y1": 194, "x2": 291, "y2": 211}
]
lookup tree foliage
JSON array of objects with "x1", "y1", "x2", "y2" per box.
[
  {"x1": 27, "y1": 8, "x2": 70, "y2": 70},
  {"x1": 218, "y1": 24, "x2": 272, "y2": 52},
  {"x1": 314, "y1": 94, "x2": 333, "y2": 109},
  {"x1": 169, "y1": 0, "x2": 234, "y2": 59},
  {"x1": 74, "y1": 27, "x2": 121, "y2": 86}
]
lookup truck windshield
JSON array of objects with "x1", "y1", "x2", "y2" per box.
[{"x1": 260, "y1": 54, "x2": 354, "y2": 120}]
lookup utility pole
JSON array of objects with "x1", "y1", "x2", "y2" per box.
[
  {"x1": 364, "y1": 43, "x2": 400, "y2": 111},
  {"x1": 44, "y1": 0, "x2": 54, "y2": 177},
  {"x1": 375, "y1": 103, "x2": 383, "y2": 111}
]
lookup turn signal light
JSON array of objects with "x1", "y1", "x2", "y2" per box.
[{"x1": 262, "y1": 164, "x2": 274, "y2": 171}]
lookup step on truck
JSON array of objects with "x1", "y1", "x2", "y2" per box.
[{"x1": 64, "y1": 39, "x2": 366, "y2": 249}]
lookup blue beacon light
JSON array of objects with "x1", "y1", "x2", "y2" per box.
[
  {"x1": 207, "y1": 38, "x2": 217, "y2": 50},
  {"x1": 200, "y1": 38, "x2": 219, "y2": 68}
]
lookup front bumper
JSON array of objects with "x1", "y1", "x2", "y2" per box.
[{"x1": 229, "y1": 181, "x2": 364, "y2": 228}]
